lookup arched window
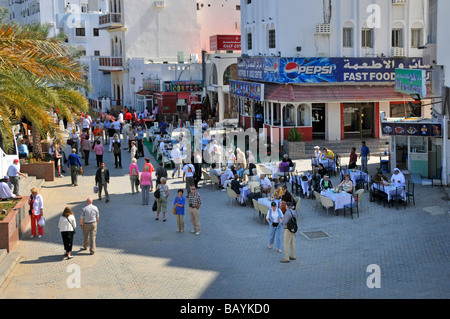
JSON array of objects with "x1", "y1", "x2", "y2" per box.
[{"x1": 223, "y1": 64, "x2": 237, "y2": 85}]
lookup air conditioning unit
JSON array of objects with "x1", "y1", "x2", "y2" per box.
[
  {"x1": 391, "y1": 47, "x2": 406, "y2": 57},
  {"x1": 392, "y1": 0, "x2": 407, "y2": 5},
  {"x1": 315, "y1": 24, "x2": 331, "y2": 34},
  {"x1": 155, "y1": 0, "x2": 165, "y2": 8}
]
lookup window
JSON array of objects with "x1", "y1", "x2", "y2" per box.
[
  {"x1": 268, "y1": 29, "x2": 276, "y2": 49},
  {"x1": 93, "y1": 28, "x2": 99, "y2": 36},
  {"x1": 361, "y1": 28, "x2": 373, "y2": 48},
  {"x1": 247, "y1": 32, "x2": 252, "y2": 50},
  {"x1": 411, "y1": 28, "x2": 423, "y2": 48},
  {"x1": 247, "y1": 0, "x2": 251, "y2": 4},
  {"x1": 390, "y1": 102, "x2": 421, "y2": 118},
  {"x1": 75, "y1": 28, "x2": 86, "y2": 36},
  {"x1": 94, "y1": 50, "x2": 100, "y2": 56},
  {"x1": 392, "y1": 29, "x2": 403, "y2": 47},
  {"x1": 236, "y1": 5, "x2": 240, "y2": 10},
  {"x1": 343, "y1": 27, "x2": 353, "y2": 47}
]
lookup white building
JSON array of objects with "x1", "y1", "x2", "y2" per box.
[
  {"x1": 236, "y1": 0, "x2": 430, "y2": 143},
  {"x1": 6, "y1": 0, "x2": 111, "y2": 104}
]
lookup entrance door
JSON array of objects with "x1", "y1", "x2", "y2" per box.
[
  {"x1": 312, "y1": 103, "x2": 325, "y2": 139},
  {"x1": 343, "y1": 102, "x2": 375, "y2": 139}
]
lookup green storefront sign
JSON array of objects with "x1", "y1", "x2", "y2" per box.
[{"x1": 395, "y1": 69, "x2": 427, "y2": 97}]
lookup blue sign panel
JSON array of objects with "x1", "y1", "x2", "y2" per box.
[
  {"x1": 229, "y1": 80, "x2": 264, "y2": 101},
  {"x1": 238, "y1": 57, "x2": 429, "y2": 84}
]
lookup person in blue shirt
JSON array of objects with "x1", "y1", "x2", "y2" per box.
[
  {"x1": 173, "y1": 189, "x2": 185, "y2": 232},
  {"x1": 159, "y1": 120, "x2": 167, "y2": 134},
  {"x1": 18, "y1": 139, "x2": 29, "y2": 158},
  {"x1": 359, "y1": 141, "x2": 370, "y2": 173},
  {"x1": 67, "y1": 148, "x2": 82, "y2": 186}
]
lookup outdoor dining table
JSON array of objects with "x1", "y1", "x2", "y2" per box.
[
  {"x1": 289, "y1": 175, "x2": 310, "y2": 197},
  {"x1": 220, "y1": 169, "x2": 233, "y2": 187},
  {"x1": 263, "y1": 162, "x2": 279, "y2": 179},
  {"x1": 320, "y1": 189, "x2": 352, "y2": 210},
  {"x1": 371, "y1": 183, "x2": 406, "y2": 201},
  {"x1": 347, "y1": 169, "x2": 369, "y2": 186},
  {"x1": 239, "y1": 185, "x2": 251, "y2": 204},
  {"x1": 258, "y1": 198, "x2": 281, "y2": 209},
  {"x1": 319, "y1": 158, "x2": 336, "y2": 171}
]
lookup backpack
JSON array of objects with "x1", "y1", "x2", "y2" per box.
[
  {"x1": 113, "y1": 142, "x2": 120, "y2": 155},
  {"x1": 286, "y1": 210, "x2": 298, "y2": 233}
]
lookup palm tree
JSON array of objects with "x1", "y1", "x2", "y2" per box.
[{"x1": 0, "y1": 22, "x2": 89, "y2": 158}]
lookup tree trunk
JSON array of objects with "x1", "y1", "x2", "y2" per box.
[{"x1": 31, "y1": 125, "x2": 43, "y2": 159}]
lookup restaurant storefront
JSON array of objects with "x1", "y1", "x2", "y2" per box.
[{"x1": 235, "y1": 56, "x2": 429, "y2": 144}]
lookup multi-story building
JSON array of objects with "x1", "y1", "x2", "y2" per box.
[{"x1": 235, "y1": 0, "x2": 431, "y2": 145}]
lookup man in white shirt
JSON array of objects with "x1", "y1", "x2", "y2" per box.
[
  {"x1": 82, "y1": 116, "x2": 90, "y2": 130},
  {"x1": 260, "y1": 174, "x2": 272, "y2": 194},
  {"x1": 171, "y1": 144, "x2": 182, "y2": 178},
  {"x1": 7, "y1": 159, "x2": 27, "y2": 196},
  {"x1": 183, "y1": 162, "x2": 195, "y2": 194}
]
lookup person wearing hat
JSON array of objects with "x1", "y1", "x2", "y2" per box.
[
  {"x1": 320, "y1": 175, "x2": 333, "y2": 191},
  {"x1": 266, "y1": 201, "x2": 283, "y2": 253},
  {"x1": 7, "y1": 159, "x2": 27, "y2": 196},
  {"x1": 280, "y1": 201, "x2": 296, "y2": 263},
  {"x1": 369, "y1": 169, "x2": 389, "y2": 202}
]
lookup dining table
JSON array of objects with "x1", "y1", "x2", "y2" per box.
[
  {"x1": 346, "y1": 169, "x2": 369, "y2": 186},
  {"x1": 371, "y1": 183, "x2": 406, "y2": 201},
  {"x1": 289, "y1": 175, "x2": 310, "y2": 197},
  {"x1": 263, "y1": 162, "x2": 280, "y2": 179},
  {"x1": 320, "y1": 189, "x2": 352, "y2": 210},
  {"x1": 319, "y1": 158, "x2": 337, "y2": 171}
]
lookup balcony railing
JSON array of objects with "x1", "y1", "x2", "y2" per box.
[
  {"x1": 98, "y1": 13, "x2": 123, "y2": 28},
  {"x1": 99, "y1": 57, "x2": 124, "y2": 68}
]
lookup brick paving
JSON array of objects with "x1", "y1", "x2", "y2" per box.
[{"x1": 0, "y1": 141, "x2": 449, "y2": 299}]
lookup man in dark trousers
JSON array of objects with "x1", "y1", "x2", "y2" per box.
[{"x1": 95, "y1": 162, "x2": 110, "y2": 203}]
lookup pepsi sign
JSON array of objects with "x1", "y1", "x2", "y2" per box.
[{"x1": 238, "y1": 57, "x2": 428, "y2": 84}]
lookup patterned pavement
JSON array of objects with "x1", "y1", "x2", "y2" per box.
[{"x1": 0, "y1": 141, "x2": 449, "y2": 299}]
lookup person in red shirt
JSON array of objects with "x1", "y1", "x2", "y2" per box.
[
  {"x1": 124, "y1": 111, "x2": 133, "y2": 123},
  {"x1": 349, "y1": 147, "x2": 357, "y2": 169}
]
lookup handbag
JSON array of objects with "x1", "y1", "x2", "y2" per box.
[
  {"x1": 154, "y1": 188, "x2": 160, "y2": 199},
  {"x1": 152, "y1": 200, "x2": 157, "y2": 212},
  {"x1": 272, "y1": 222, "x2": 279, "y2": 228},
  {"x1": 67, "y1": 139, "x2": 74, "y2": 145},
  {"x1": 172, "y1": 206, "x2": 177, "y2": 215},
  {"x1": 66, "y1": 217, "x2": 76, "y2": 234},
  {"x1": 135, "y1": 178, "x2": 140, "y2": 186},
  {"x1": 93, "y1": 185, "x2": 99, "y2": 193},
  {"x1": 78, "y1": 167, "x2": 83, "y2": 175}
]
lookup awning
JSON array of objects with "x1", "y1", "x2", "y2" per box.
[
  {"x1": 135, "y1": 90, "x2": 153, "y2": 96},
  {"x1": 264, "y1": 83, "x2": 430, "y2": 102}
]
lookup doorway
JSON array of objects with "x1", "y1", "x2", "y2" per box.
[
  {"x1": 312, "y1": 103, "x2": 325, "y2": 139},
  {"x1": 343, "y1": 102, "x2": 375, "y2": 139}
]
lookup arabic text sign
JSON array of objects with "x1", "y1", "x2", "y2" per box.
[
  {"x1": 238, "y1": 57, "x2": 428, "y2": 84},
  {"x1": 395, "y1": 69, "x2": 427, "y2": 97},
  {"x1": 229, "y1": 80, "x2": 265, "y2": 101}
]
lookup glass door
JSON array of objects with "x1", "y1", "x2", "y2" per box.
[{"x1": 343, "y1": 102, "x2": 375, "y2": 139}]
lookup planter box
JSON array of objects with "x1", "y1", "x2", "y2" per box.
[
  {"x1": 20, "y1": 161, "x2": 55, "y2": 181},
  {"x1": 283, "y1": 140, "x2": 306, "y2": 160},
  {"x1": 0, "y1": 197, "x2": 30, "y2": 252}
]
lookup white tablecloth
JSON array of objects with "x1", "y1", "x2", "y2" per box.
[
  {"x1": 239, "y1": 186, "x2": 251, "y2": 203},
  {"x1": 348, "y1": 170, "x2": 369, "y2": 186},
  {"x1": 320, "y1": 189, "x2": 352, "y2": 210},
  {"x1": 263, "y1": 163, "x2": 279, "y2": 179},
  {"x1": 319, "y1": 159, "x2": 336, "y2": 171},
  {"x1": 290, "y1": 175, "x2": 310, "y2": 196},
  {"x1": 220, "y1": 169, "x2": 233, "y2": 186},
  {"x1": 372, "y1": 184, "x2": 406, "y2": 201},
  {"x1": 258, "y1": 198, "x2": 281, "y2": 209}
]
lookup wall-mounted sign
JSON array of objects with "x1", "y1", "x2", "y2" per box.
[
  {"x1": 143, "y1": 79, "x2": 161, "y2": 91},
  {"x1": 210, "y1": 35, "x2": 241, "y2": 51},
  {"x1": 229, "y1": 80, "x2": 264, "y2": 101},
  {"x1": 382, "y1": 122, "x2": 441, "y2": 137},
  {"x1": 395, "y1": 69, "x2": 427, "y2": 97},
  {"x1": 238, "y1": 57, "x2": 429, "y2": 84},
  {"x1": 167, "y1": 81, "x2": 203, "y2": 93}
]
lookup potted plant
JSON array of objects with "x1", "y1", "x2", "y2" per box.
[
  {"x1": 0, "y1": 197, "x2": 29, "y2": 252},
  {"x1": 284, "y1": 128, "x2": 305, "y2": 159},
  {"x1": 20, "y1": 153, "x2": 55, "y2": 181}
]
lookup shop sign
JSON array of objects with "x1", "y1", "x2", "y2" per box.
[
  {"x1": 229, "y1": 80, "x2": 264, "y2": 101},
  {"x1": 238, "y1": 57, "x2": 428, "y2": 84},
  {"x1": 143, "y1": 79, "x2": 161, "y2": 91},
  {"x1": 382, "y1": 122, "x2": 441, "y2": 137},
  {"x1": 395, "y1": 69, "x2": 427, "y2": 97},
  {"x1": 167, "y1": 81, "x2": 203, "y2": 93},
  {"x1": 210, "y1": 35, "x2": 241, "y2": 51}
]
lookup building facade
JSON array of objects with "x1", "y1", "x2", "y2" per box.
[{"x1": 236, "y1": 0, "x2": 431, "y2": 145}]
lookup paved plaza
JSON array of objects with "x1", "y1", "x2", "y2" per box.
[{"x1": 0, "y1": 142, "x2": 449, "y2": 299}]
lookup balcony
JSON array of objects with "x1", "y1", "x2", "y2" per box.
[
  {"x1": 391, "y1": 47, "x2": 406, "y2": 57},
  {"x1": 98, "y1": 56, "x2": 124, "y2": 72},
  {"x1": 392, "y1": 0, "x2": 407, "y2": 4},
  {"x1": 98, "y1": 13, "x2": 123, "y2": 29}
]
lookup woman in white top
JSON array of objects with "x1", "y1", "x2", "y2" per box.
[
  {"x1": 266, "y1": 202, "x2": 283, "y2": 253},
  {"x1": 28, "y1": 187, "x2": 44, "y2": 238},
  {"x1": 390, "y1": 168, "x2": 406, "y2": 187},
  {"x1": 313, "y1": 146, "x2": 321, "y2": 166},
  {"x1": 58, "y1": 207, "x2": 77, "y2": 259},
  {"x1": 171, "y1": 144, "x2": 182, "y2": 178},
  {"x1": 227, "y1": 148, "x2": 236, "y2": 167}
]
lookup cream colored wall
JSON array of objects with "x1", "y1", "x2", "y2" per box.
[{"x1": 326, "y1": 102, "x2": 341, "y2": 141}]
